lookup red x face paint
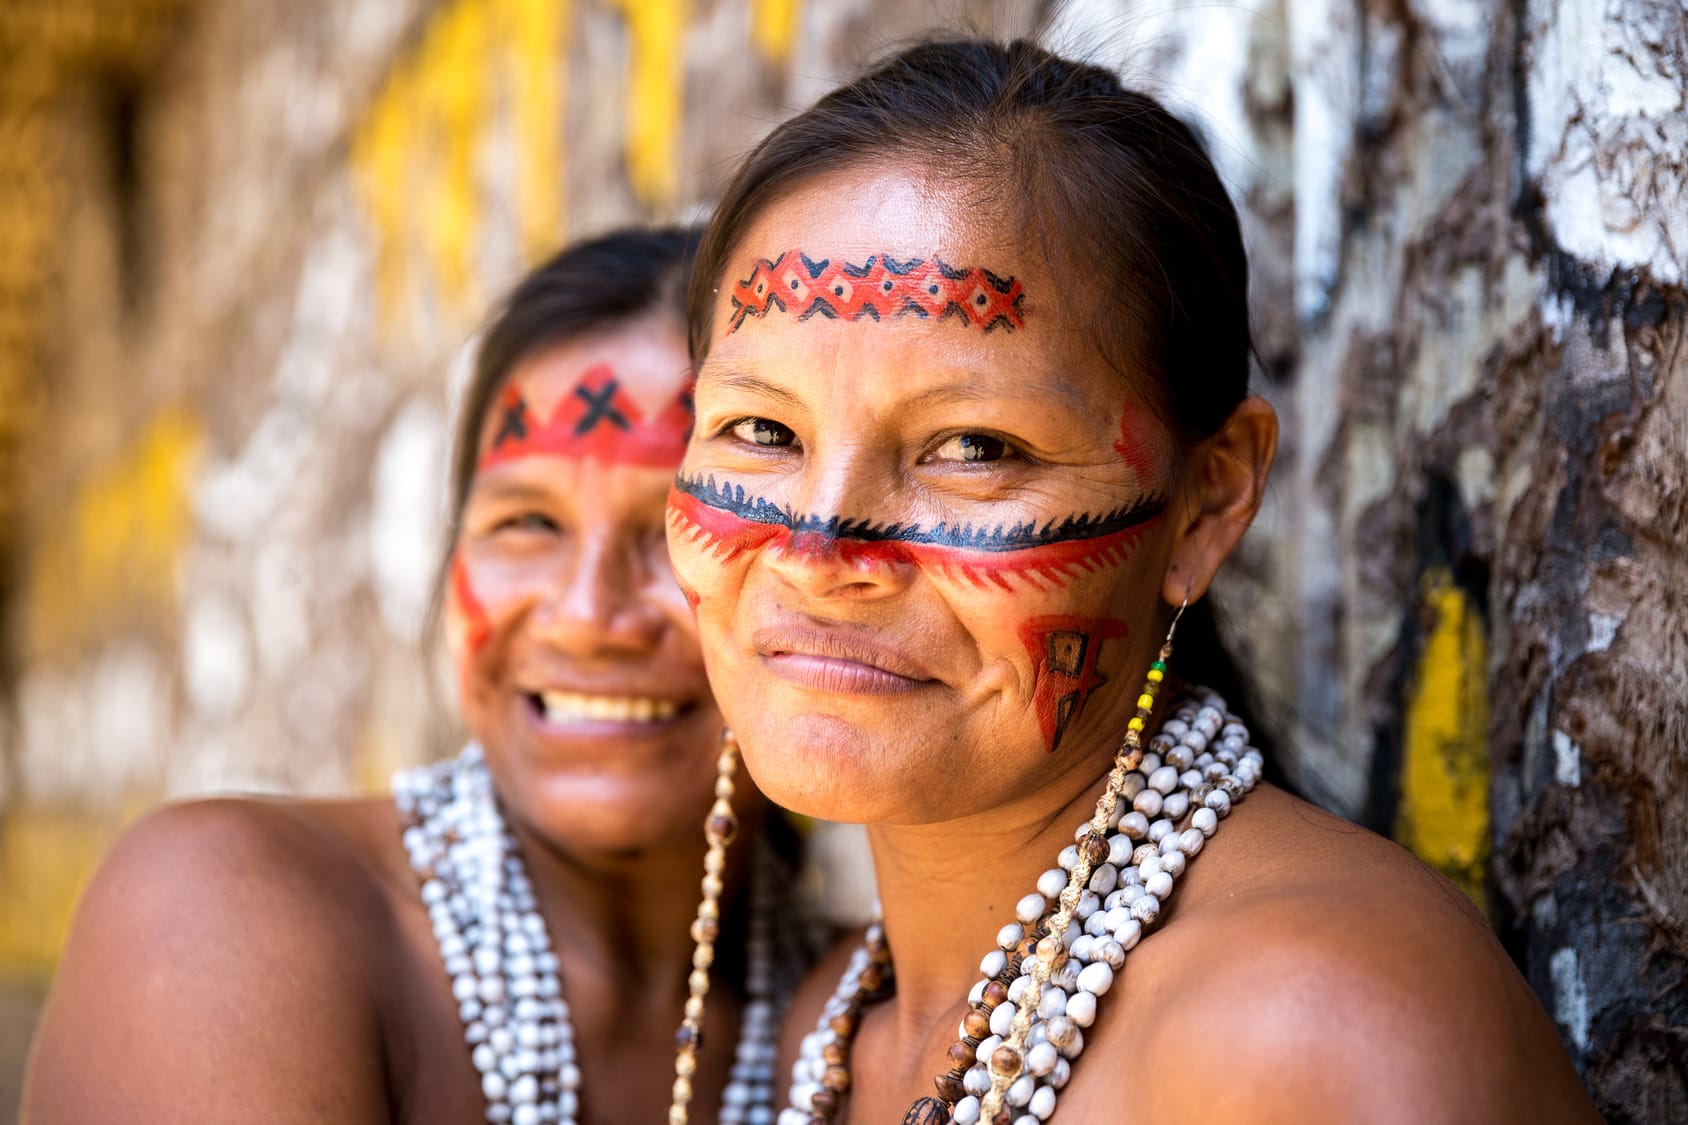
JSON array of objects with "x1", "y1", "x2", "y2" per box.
[
  {"x1": 666, "y1": 475, "x2": 1164, "y2": 592},
  {"x1": 479, "y1": 363, "x2": 691, "y2": 470},
  {"x1": 1018, "y1": 615, "x2": 1130, "y2": 754},
  {"x1": 727, "y1": 251, "x2": 1026, "y2": 334}
]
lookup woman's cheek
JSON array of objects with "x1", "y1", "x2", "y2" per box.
[
  {"x1": 930, "y1": 565, "x2": 1140, "y2": 757},
  {"x1": 664, "y1": 483, "x2": 764, "y2": 609},
  {"x1": 447, "y1": 554, "x2": 493, "y2": 692}
]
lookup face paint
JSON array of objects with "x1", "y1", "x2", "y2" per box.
[
  {"x1": 448, "y1": 554, "x2": 493, "y2": 694},
  {"x1": 668, "y1": 474, "x2": 1164, "y2": 591},
  {"x1": 1113, "y1": 401, "x2": 1162, "y2": 484},
  {"x1": 1018, "y1": 615, "x2": 1129, "y2": 753},
  {"x1": 727, "y1": 251, "x2": 1025, "y2": 334},
  {"x1": 480, "y1": 364, "x2": 691, "y2": 470}
]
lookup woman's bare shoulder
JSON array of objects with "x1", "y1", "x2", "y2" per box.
[
  {"x1": 22, "y1": 795, "x2": 410, "y2": 1123},
  {"x1": 1131, "y1": 785, "x2": 1598, "y2": 1123}
]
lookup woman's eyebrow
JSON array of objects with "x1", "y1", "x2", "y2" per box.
[
  {"x1": 695, "y1": 365, "x2": 810, "y2": 414},
  {"x1": 466, "y1": 477, "x2": 558, "y2": 505}
]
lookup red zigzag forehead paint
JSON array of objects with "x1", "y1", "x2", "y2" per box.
[
  {"x1": 479, "y1": 364, "x2": 691, "y2": 469},
  {"x1": 727, "y1": 251, "x2": 1026, "y2": 334},
  {"x1": 667, "y1": 475, "x2": 1164, "y2": 592}
]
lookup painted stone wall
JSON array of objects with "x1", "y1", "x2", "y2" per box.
[{"x1": 3, "y1": 0, "x2": 1684, "y2": 1119}]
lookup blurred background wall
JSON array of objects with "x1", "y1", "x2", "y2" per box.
[{"x1": 0, "y1": 0, "x2": 1682, "y2": 1120}]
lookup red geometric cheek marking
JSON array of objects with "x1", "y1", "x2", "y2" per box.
[
  {"x1": 728, "y1": 251, "x2": 1025, "y2": 334},
  {"x1": 1018, "y1": 615, "x2": 1130, "y2": 754},
  {"x1": 480, "y1": 364, "x2": 691, "y2": 469}
]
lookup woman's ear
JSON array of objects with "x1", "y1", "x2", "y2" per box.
[{"x1": 1162, "y1": 395, "x2": 1277, "y2": 605}]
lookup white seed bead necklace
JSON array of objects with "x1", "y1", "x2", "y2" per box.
[
  {"x1": 395, "y1": 744, "x2": 783, "y2": 1125},
  {"x1": 778, "y1": 687, "x2": 1262, "y2": 1125}
]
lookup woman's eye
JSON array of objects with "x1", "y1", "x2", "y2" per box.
[
  {"x1": 933, "y1": 433, "x2": 1012, "y2": 463},
  {"x1": 495, "y1": 513, "x2": 559, "y2": 534},
  {"x1": 729, "y1": 417, "x2": 799, "y2": 448}
]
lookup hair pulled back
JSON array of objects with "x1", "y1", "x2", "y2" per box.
[
  {"x1": 688, "y1": 39, "x2": 1273, "y2": 746},
  {"x1": 447, "y1": 226, "x2": 698, "y2": 537},
  {"x1": 688, "y1": 37, "x2": 1251, "y2": 442},
  {"x1": 430, "y1": 226, "x2": 698, "y2": 633}
]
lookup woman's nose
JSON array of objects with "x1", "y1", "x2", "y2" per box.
[
  {"x1": 529, "y1": 536, "x2": 664, "y2": 654},
  {"x1": 761, "y1": 461, "x2": 917, "y2": 603}
]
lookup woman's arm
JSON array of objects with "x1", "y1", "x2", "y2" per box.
[{"x1": 21, "y1": 798, "x2": 394, "y2": 1123}]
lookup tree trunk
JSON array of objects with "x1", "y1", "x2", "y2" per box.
[{"x1": 1048, "y1": 0, "x2": 1687, "y2": 1116}]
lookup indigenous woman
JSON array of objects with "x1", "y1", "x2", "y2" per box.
[
  {"x1": 26, "y1": 228, "x2": 800, "y2": 1123},
  {"x1": 668, "y1": 41, "x2": 1600, "y2": 1125}
]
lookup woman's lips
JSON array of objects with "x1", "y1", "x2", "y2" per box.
[{"x1": 752, "y1": 624, "x2": 934, "y2": 695}]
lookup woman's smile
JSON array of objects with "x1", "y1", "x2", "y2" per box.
[{"x1": 752, "y1": 620, "x2": 937, "y2": 695}]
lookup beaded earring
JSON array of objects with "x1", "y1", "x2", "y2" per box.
[
  {"x1": 975, "y1": 598, "x2": 1188, "y2": 1124},
  {"x1": 670, "y1": 728, "x2": 743, "y2": 1124}
]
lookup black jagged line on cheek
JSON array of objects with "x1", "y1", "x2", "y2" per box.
[{"x1": 672, "y1": 473, "x2": 1166, "y2": 552}]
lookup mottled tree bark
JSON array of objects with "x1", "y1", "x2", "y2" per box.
[{"x1": 1047, "y1": 0, "x2": 1686, "y2": 1115}]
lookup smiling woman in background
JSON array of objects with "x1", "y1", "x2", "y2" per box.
[
  {"x1": 668, "y1": 40, "x2": 1601, "y2": 1125},
  {"x1": 24, "y1": 227, "x2": 803, "y2": 1124}
]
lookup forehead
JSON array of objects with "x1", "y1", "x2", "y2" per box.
[
  {"x1": 471, "y1": 315, "x2": 692, "y2": 470},
  {"x1": 723, "y1": 164, "x2": 1036, "y2": 303},
  {"x1": 707, "y1": 164, "x2": 1129, "y2": 408},
  {"x1": 501, "y1": 314, "x2": 690, "y2": 413}
]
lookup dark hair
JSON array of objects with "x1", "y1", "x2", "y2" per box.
[
  {"x1": 687, "y1": 39, "x2": 1272, "y2": 751},
  {"x1": 428, "y1": 225, "x2": 699, "y2": 633}
]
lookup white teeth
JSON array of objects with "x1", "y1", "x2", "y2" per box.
[{"x1": 538, "y1": 691, "x2": 681, "y2": 724}]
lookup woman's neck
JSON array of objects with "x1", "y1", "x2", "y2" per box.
[
  {"x1": 865, "y1": 755, "x2": 1114, "y2": 1044},
  {"x1": 513, "y1": 806, "x2": 766, "y2": 1004}
]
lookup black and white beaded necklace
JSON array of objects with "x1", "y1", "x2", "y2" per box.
[{"x1": 395, "y1": 745, "x2": 784, "y2": 1124}]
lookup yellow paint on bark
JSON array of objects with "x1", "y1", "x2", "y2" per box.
[
  {"x1": 752, "y1": 0, "x2": 801, "y2": 64},
  {"x1": 352, "y1": 0, "x2": 570, "y2": 327},
  {"x1": 1396, "y1": 568, "x2": 1491, "y2": 910},
  {"x1": 417, "y1": 0, "x2": 486, "y2": 313},
  {"x1": 500, "y1": 0, "x2": 569, "y2": 261},
  {"x1": 27, "y1": 407, "x2": 201, "y2": 658},
  {"x1": 608, "y1": 0, "x2": 686, "y2": 210}
]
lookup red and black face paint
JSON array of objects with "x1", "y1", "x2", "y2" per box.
[
  {"x1": 481, "y1": 364, "x2": 691, "y2": 470},
  {"x1": 727, "y1": 251, "x2": 1026, "y2": 334},
  {"x1": 667, "y1": 474, "x2": 1164, "y2": 593},
  {"x1": 1018, "y1": 615, "x2": 1129, "y2": 754}
]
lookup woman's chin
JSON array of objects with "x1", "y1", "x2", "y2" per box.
[
  {"x1": 496, "y1": 770, "x2": 717, "y2": 857},
  {"x1": 733, "y1": 717, "x2": 935, "y2": 825}
]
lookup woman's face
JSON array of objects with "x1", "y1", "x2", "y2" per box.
[
  {"x1": 669, "y1": 167, "x2": 1185, "y2": 826},
  {"x1": 449, "y1": 314, "x2": 724, "y2": 853}
]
